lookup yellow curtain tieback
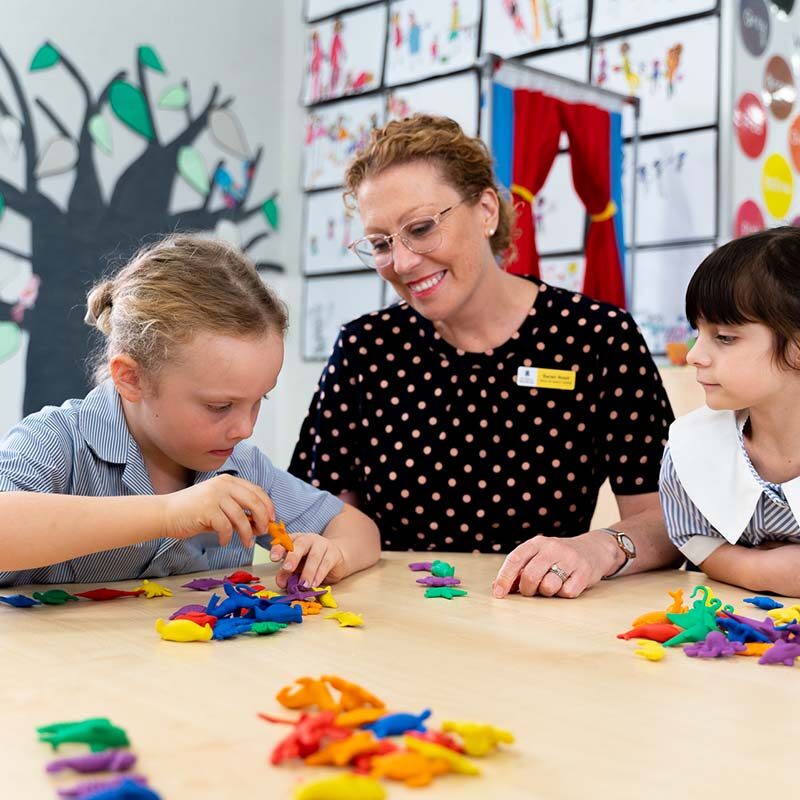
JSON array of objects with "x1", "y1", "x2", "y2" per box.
[
  {"x1": 590, "y1": 200, "x2": 617, "y2": 222},
  {"x1": 511, "y1": 183, "x2": 535, "y2": 204}
]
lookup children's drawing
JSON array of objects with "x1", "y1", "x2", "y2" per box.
[
  {"x1": 303, "y1": 6, "x2": 386, "y2": 104},
  {"x1": 590, "y1": 17, "x2": 719, "y2": 136},
  {"x1": 591, "y1": 0, "x2": 716, "y2": 38},
  {"x1": 305, "y1": 0, "x2": 372, "y2": 22},
  {"x1": 523, "y1": 44, "x2": 590, "y2": 83},
  {"x1": 539, "y1": 254, "x2": 585, "y2": 293},
  {"x1": 385, "y1": 0, "x2": 481, "y2": 86},
  {"x1": 532, "y1": 152, "x2": 586, "y2": 255},
  {"x1": 303, "y1": 273, "x2": 384, "y2": 359},
  {"x1": 622, "y1": 129, "x2": 716, "y2": 246},
  {"x1": 630, "y1": 243, "x2": 713, "y2": 355},
  {"x1": 481, "y1": 0, "x2": 588, "y2": 59},
  {"x1": 386, "y1": 71, "x2": 480, "y2": 135},
  {"x1": 303, "y1": 95, "x2": 385, "y2": 190},
  {"x1": 303, "y1": 188, "x2": 364, "y2": 274}
]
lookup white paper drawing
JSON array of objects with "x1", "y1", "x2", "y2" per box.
[
  {"x1": 481, "y1": 0, "x2": 589, "y2": 59},
  {"x1": 385, "y1": 0, "x2": 481, "y2": 86},
  {"x1": 303, "y1": 95, "x2": 385, "y2": 190},
  {"x1": 386, "y1": 71, "x2": 480, "y2": 136},
  {"x1": 524, "y1": 44, "x2": 590, "y2": 83},
  {"x1": 590, "y1": 16, "x2": 719, "y2": 136},
  {"x1": 534, "y1": 152, "x2": 586, "y2": 255},
  {"x1": 305, "y1": 0, "x2": 377, "y2": 22},
  {"x1": 591, "y1": 0, "x2": 716, "y2": 38},
  {"x1": 303, "y1": 5, "x2": 386, "y2": 104},
  {"x1": 539, "y1": 254, "x2": 586, "y2": 293},
  {"x1": 304, "y1": 189, "x2": 364, "y2": 274},
  {"x1": 303, "y1": 273, "x2": 384, "y2": 359}
]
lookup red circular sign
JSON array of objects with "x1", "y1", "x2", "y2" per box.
[
  {"x1": 734, "y1": 92, "x2": 768, "y2": 158},
  {"x1": 790, "y1": 115, "x2": 800, "y2": 172},
  {"x1": 734, "y1": 199, "x2": 766, "y2": 237}
]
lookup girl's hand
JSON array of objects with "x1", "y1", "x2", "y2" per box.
[
  {"x1": 160, "y1": 475, "x2": 275, "y2": 548},
  {"x1": 274, "y1": 533, "x2": 346, "y2": 589}
]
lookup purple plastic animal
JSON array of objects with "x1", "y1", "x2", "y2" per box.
[
  {"x1": 181, "y1": 577, "x2": 225, "y2": 591},
  {"x1": 271, "y1": 573, "x2": 327, "y2": 603},
  {"x1": 415, "y1": 576, "x2": 461, "y2": 587},
  {"x1": 47, "y1": 749, "x2": 136, "y2": 774},
  {"x1": 683, "y1": 631, "x2": 745, "y2": 658},
  {"x1": 168, "y1": 604, "x2": 207, "y2": 620},
  {"x1": 57, "y1": 774, "x2": 148, "y2": 798},
  {"x1": 408, "y1": 561, "x2": 433, "y2": 572},
  {"x1": 758, "y1": 638, "x2": 800, "y2": 666}
]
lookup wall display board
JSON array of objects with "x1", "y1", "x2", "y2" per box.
[
  {"x1": 303, "y1": 188, "x2": 364, "y2": 274},
  {"x1": 305, "y1": 0, "x2": 381, "y2": 22},
  {"x1": 591, "y1": 0, "x2": 717, "y2": 38}
]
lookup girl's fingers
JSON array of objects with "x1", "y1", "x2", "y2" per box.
[
  {"x1": 220, "y1": 498, "x2": 254, "y2": 549},
  {"x1": 299, "y1": 539, "x2": 328, "y2": 588},
  {"x1": 270, "y1": 545, "x2": 287, "y2": 563}
]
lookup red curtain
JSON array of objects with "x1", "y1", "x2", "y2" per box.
[
  {"x1": 507, "y1": 90, "x2": 562, "y2": 277},
  {"x1": 559, "y1": 102, "x2": 626, "y2": 307}
]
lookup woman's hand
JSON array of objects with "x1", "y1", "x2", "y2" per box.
[
  {"x1": 160, "y1": 475, "x2": 275, "y2": 548},
  {"x1": 492, "y1": 531, "x2": 620, "y2": 599},
  {"x1": 273, "y1": 533, "x2": 346, "y2": 589}
]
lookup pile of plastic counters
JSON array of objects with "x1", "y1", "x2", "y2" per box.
[
  {"x1": 0, "y1": 579, "x2": 178, "y2": 610},
  {"x1": 408, "y1": 560, "x2": 468, "y2": 600},
  {"x1": 618, "y1": 585, "x2": 800, "y2": 666},
  {"x1": 155, "y1": 571, "x2": 353, "y2": 643},
  {"x1": 37, "y1": 717, "x2": 161, "y2": 799},
  {"x1": 262, "y1": 674, "x2": 514, "y2": 798}
]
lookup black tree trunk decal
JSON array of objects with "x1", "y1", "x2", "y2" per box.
[{"x1": 0, "y1": 42, "x2": 280, "y2": 414}]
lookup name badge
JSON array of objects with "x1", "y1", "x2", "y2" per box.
[{"x1": 516, "y1": 366, "x2": 576, "y2": 391}]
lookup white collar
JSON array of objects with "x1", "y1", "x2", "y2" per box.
[{"x1": 668, "y1": 406, "x2": 800, "y2": 543}]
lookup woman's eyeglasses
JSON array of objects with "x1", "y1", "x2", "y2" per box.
[{"x1": 347, "y1": 193, "x2": 478, "y2": 270}]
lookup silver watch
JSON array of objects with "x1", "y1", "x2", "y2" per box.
[{"x1": 600, "y1": 527, "x2": 636, "y2": 579}]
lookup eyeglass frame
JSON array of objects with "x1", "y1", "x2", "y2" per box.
[{"x1": 346, "y1": 191, "x2": 481, "y2": 270}]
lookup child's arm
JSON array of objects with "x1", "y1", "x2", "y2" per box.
[
  {"x1": 274, "y1": 502, "x2": 380, "y2": 589},
  {"x1": 700, "y1": 543, "x2": 800, "y2": 597},
  {"x1": 0, "y1": 475, "x2": 274, "y2": 572}
]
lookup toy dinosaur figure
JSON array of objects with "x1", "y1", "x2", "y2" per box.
[{"x1": 37, "y1": 718, "x2": 130, "y2": 751}]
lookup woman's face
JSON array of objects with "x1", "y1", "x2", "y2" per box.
[{"x1": 356, "y1": 161, "x2": 499, "y2": 323}]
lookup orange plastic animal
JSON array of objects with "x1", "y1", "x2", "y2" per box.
[
  {"x1": 369, "y1": 751, "x2": 450, "y2": 787},
  {"x1": 267, "y1": 520, "x2": 294, "y2": 552}
]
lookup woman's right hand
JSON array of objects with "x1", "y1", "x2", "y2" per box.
[{"x1": 160, "y1": 475, "x2": 275, "y2": 548}]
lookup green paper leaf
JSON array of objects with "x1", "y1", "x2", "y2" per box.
[
  {"x1": 109, "y1": 81, "x2": 154, "y2": 140},
  {"x1": 0, "y1": 192, "x2": 5, "y2": 221},
  {"x1": 158, "y1": 84, "x2": 190, "y2": 110},
  {"x1": 138, "y1": 45, "x2": 165, "y2": 73},
  {"x1": 88, "y1": 114, "x2": 113, "y2": 155},
  {"x1": 177, "y1": 146, "x2": 209, "y2": 195},
  {"x1": 0, "y1": 322, "x2": 22, "y2": 362},
  {"x1": 30, "y1": 42, "x2": 60, "y2": 71},
  {"x1": 261, "y1": 198, "x2": 279, "y2": 231}
]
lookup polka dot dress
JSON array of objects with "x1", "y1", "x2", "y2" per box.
[{"x1": 289, "y1": 280, "x2": 673, "y2": 554}]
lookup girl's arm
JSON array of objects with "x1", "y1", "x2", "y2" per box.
[
  {"x1": 0, "y1": 475, "x2": 275, "y2": 572},
  {"x1": 700, "y1": 542, "x2": 800, "y2": 596}
]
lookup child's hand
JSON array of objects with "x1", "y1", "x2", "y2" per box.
[
  {"x1": 161, "y1": 475, "x2": 275, "y2": 548},
  {"x1": 274, "y1": 534, "x2": 346, "y2": 590}
]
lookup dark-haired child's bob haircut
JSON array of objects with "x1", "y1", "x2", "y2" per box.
[{"x1": 685, "y1": 225, "x2": 800, "y2": 370}]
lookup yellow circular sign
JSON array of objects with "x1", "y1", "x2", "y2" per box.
[{"x1": 761, "y1": 152, "x2": 794, "y2": 218}]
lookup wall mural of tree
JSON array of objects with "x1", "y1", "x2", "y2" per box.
[{"x1": 0, "y1": 41, "x2": 281, "y2": 415}]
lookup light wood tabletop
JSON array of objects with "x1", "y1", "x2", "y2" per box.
[{"x1": 1, "y1": 552, "x2": 795, "y2": 799}]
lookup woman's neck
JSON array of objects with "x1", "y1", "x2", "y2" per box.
[{"x1": 434, "y1": 271, "x2": 538, "y2": 352}]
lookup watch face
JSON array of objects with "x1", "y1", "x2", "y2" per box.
[{"x1": 619, "y1": 533, "x2": 636, "y2": 559}]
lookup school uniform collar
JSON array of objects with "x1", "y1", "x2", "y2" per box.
[{"x1": 668, "y1": 405, "x2": 800, "y2": 543}]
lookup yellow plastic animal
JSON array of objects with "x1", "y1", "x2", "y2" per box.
[
  {"x1": 404, "y1": 735, "x2": 481, "y2": 774},
  {"x1": 294, "y1": 773, "x2": 386, "y2": 800},
  {"x1": 634, "y1": 640, "x2": 665, "y2": 662},
  {"x1": 440, "y1": 720, "x2": 514, "y2": 757},
  {"x1": 155, "y1": 618, "x2": 212, "y2": 642},
  {"x1": 314, "y1": 585, "x2": 338, "y2": 608},
  {"x1": 767, "y1": 605, "x2": 800, "y2": 624},
  {"x1": 135, "y1": 579, "x2": 173, "y2": 599},
  {"x1": 326, "y1": 611, "x2": 364, "y2": 628}
]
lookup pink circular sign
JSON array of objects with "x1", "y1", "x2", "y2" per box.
[
  {"x1": 734, "y1": 92, "x2": 768, "y2": 158},
  {"x1": 734, "y1": 199, "x2": 766, "y2": 237}
]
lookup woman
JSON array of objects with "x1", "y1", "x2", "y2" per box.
[{"x1": 290, "y1": 114, "x2": 679, "y2": 599}]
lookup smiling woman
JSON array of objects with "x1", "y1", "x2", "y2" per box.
[{"x1": 290, "y1": 115, "x2": 681, "y2": 601}]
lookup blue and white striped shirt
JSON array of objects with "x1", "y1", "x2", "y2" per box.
[
  {"x1": 660, "y1": 408, "x2": 800, "y2": 566},
  {"x1": 0, "y1": 381, "x2": 344, "y2": 587}
]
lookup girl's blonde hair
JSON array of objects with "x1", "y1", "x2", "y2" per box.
[
  {"x1": 85, "y1": 234, "x2": 288, "y2": 384},
  {"x1": 344, "y1": 114, "x2": 518, "y2": 265}
]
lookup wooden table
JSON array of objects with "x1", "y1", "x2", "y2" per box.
[{"x1": 1, "y1": 552, "x2": 795, "y2": 799}]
